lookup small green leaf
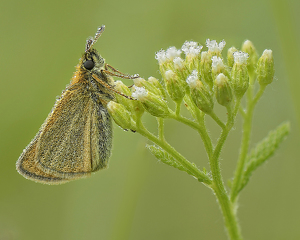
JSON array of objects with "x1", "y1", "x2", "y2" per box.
[
  {"x1": 146, "y1": 144, "x2": 195, "y2": 178},
  {"x1": 238, "y1": 122, "x2": 290, "y2": 193}
]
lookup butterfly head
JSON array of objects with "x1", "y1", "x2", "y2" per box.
[{"x1": 81, "y1": 25, "x2": 106, "y2": 72}]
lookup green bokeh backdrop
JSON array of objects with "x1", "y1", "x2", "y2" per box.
[{"x1": 1, "y1": 0, "x2": 299, "y2": 239}]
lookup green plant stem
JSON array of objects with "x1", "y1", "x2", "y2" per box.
[
  {"x1": 209, "y1": 100, "x2": 242, "y2": 240},
  {"x1": 253, "y1": 86, "x2": 266, "y2": 106},
  {"x1": 169, "y1": 112, "x2": 213, "y2": 159},
  {"x1": 136, "y1": 119, "x2": 212, "y2": 185},
  {"x1": 186, "y1": 93, "x2": 214, "y2": 158},
  {"x1": 175, "y1": 101, "x2": 182, "y2": 116},
  {"x1": 157, "y1": 118, "x2": 165, "y2": 141},
  {"x1": 230, "y1": 86, "x2": 266, "y2": 202},
  {"x1": 196, "y1": 112, "x2": 214, "y2": 159},
  {"x1": 209, "y1": 111, "x2": 226, "y2": 130},
  {"x1": 212, "y1": 185, "x2": 242, "y2": 240},
  {"x1": 170, "y1": 113, "x2": 200, "y2": 130}
]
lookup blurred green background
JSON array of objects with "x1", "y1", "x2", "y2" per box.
[{"x1": 0, "y1": 0, "x2": 299, "y2": 239}]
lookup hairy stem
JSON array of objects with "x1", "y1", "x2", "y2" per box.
[
  {"x1": 231, "y1": 86, "x2": 266, "y2": 202},
  {"x1": 209, "y1": 111, "x2": 226, "y2": 130},
  {"x1": 157, "y1": 118, "x2": 165, "y2": 141},
  {"x1": 175, "y1": 101, "x2": 182, "y2": 116},
  {"x1": 209, "y1": 100, "x2": 242, "y2": 240}
]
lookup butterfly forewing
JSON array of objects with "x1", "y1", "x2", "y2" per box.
[{"x1": 17, "y1": 84, "x2": 113, "y2": 184}]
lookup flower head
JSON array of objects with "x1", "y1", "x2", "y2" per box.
[
  {"x1": 215, "y1": 73, "x2": 233, "y2": 106},
  {"x1": 173, "y1": 57, "x2": 184, "y2": 69},
  {"x1": 166, "y1": 46, "x2": 182, "y2": 60},
  {"x1": 132, "y1": 86, "x2": 148, "y2": 100},
  {"x1": 231, "y1": 53, "x2": 249, "y2": 98},
  {"x1": 182, "y1": 41, "x2": 203, "y2": 57},
  {"x1": 186, "y1": 70, "x2": 199, "y2": 88},
  {"x1": 233, "y1": 51, "x2": 249, "y2": 65},
  {"x1": 155, "y1": 50, "x2": 167, "y2": 64},
  {"x1": 165, "y1": 70, "x2": 176, "y2": 80},
  {"x1": 227, "y1": 47, "x2": 238, "y2": 68},
  {"x1": 211, "y1": 56, "x2": 225, "y2": 72},
  {"x1": 257, "y1": 49, "x2": 274, "y2": 86},
  {"x1": 206, "y1": 39, "x2": 226, "y2": 53},
  {"x1": 187, "y1": 72, "x2": 214, "y2": 113}
]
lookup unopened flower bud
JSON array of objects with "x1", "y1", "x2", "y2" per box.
[
  {"x1": 114, "y1": 81, "x2": 144, "y2": 118},
  {"x1": 242, "y1": 40, "x2": 258, "y2": 76},
  {"x1": 227, "y1": 47, "x2": 238, "y2": 68},
  {"x1": 186, "y1": 71, "x2": 214, "y2": 113},
  {"x1": 215, "y1": 73, "x2": 233, "y2": 106},
  {"x1": 107, "y1": 101, "x2": 135, "y2": 131},
  {"x1": 211, "y1": 56, "x2": 229, "y2": 79},
  {"x1": 172, "y1": 57, "x2": 190, "y2": 85},
  {"x1": 132, "y1": 87, "x2": 170, "y2": 118},
  {"x1": 182, "y1": 41, "x2": 203, "y2": 70},
  {"x1": 256, "y1": 49, "x2": 274, "y2": 86},
  {"x1": 155, "y1": 50, "x2": 169, "y2": 73},
  {"x1": 148, "y1": 77, "x2": 167, "y2": 99},
  {"x1": 133, "y1": 77, "x2": 162, "y2": 96},
  {"x1": 200, "y1": 51, "x2": 213, "y2": 89},
  {"x1": 114, "y1": 81, "x2": 133, "y2": 111},
  {"x1": 164, "y1": 70, "x2": 185, "y2": 102},
  {"x1": 231, "y1": 51, "x2": 249, "y2": 98},
  {"x1": 155, "y1": 47, "x2": 181, "y2": 73}
]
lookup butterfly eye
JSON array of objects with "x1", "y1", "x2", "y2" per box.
[{"x1": 84, "y1": 60, "x2": 94, "y2": 70}]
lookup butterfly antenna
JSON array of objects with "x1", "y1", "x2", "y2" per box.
[{"x1": 85, "y1": 25, "x2": 105, "y2": 52}]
